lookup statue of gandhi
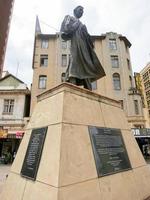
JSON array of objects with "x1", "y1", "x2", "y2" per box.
[{"x1": 60, "y1": 6, "x2": 106, "y2": 90}]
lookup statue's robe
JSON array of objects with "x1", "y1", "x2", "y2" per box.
[{"x1": 60, "y1": 15, "x2": 106, "y2": 84}]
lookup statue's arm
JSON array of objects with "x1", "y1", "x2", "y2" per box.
[{"x1": 61, "y1": 15, "x2": 80, "y2": 34}]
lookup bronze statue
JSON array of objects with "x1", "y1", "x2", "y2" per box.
[{"x1": 60, "y1": 6, "x2": 106, "y2": 90}]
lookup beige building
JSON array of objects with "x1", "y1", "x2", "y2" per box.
[
  {"x1": 139, "y1": 62, "x2": 150, "y2": 127},
  {"x1": 31, "y1": 24, "x2": 145, "y2": 128}
]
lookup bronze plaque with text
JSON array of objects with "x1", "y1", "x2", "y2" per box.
[
  {"x1": 21, "y1": 127, "x2": 47, "y2": 180},
  {"x1": 88, "y1": 126, "x2": 131, "y2": 177}
]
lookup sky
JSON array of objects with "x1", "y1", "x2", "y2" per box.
[{"x1": 4, "y1": 0, "x2": 150, "y2": 87}]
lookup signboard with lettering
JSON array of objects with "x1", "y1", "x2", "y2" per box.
[
  {"x1": 132, "y1": 128, "x2": 150, "y2": 137},
  {"x1": 21, "y1": 127, "x2": 48, "y2": 180},
  {"x1": 88, "y1": 126, "x2": 131, "y2": 177},
  {"x1": 16, "y1": 131, "x2": 24, "y2": 139}
]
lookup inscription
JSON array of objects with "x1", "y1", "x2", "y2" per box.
[
  {"x1": 89, "y1": 126, "x2": 131, "y2": 177},
  {"x1": 21, "y1": 127, "x2": 47, "y2": 180}
]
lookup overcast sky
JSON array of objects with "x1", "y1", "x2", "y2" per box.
[{"x1": 4, "y1": 0, "x2": 150, "y2": 87}]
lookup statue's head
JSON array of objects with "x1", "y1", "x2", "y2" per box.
[{"x1": 73, "y1": 6, "x2": 84, "y2": 19}]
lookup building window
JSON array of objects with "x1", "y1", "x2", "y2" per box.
[
  {"x1": 127, "y1": 59, "x2": 130, "y2": 70},
  {"x1": 129, "y1": 76, "x2": 133, "y2": 87},
  {"x1": 61, "y1": 41, "x2": 67, "y2": 49},
  {"x1": 109, "y1": 39, "x2": 117, "y2": 50},
  {"x1": 111, "y1": 56, "x2": 119, "y2": 68},
  {"x1": 148, "y1": 100, "x2": 150, "y2": 109},
  {"x1": 144, "y1": 80, "x2": 150, "y2": 90},
  {"x1": 40, "y1": 55, "x2": 48, "y2": 67},
  {"x1": 134, "y1": 100, "x2": 139, "y2": 115},
  {"x1": 39, "y1": 75, "x2": 47, "y2": 89},
  {"x1": 41, "y1": 39, "x2": 49, "y2": 49},
  {"x1": 62, "y1": 54, "x2": 67, "y2": 67},
  {"x1": 61, "y1": 73, "x2": 66, "y2": 82},
  {"x1": 125, "y1": 45, "x2": 129, "y2": 53},
  {"x1": 92, "y1": 81, "x2": 97, "y2": 90},
  {"x1": 3, "y1": 99, "x2": 14, "y2": 114},
  {"x1": 68, "y1": 41, "x2": 71, "y2": 49},
  {"x1": 113, "y1": 73, "x2": 121, "y2": 90}
]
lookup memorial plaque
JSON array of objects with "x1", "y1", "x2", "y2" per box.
[
  {"x1": 88, "y1": 126, "x2": 131, "y2": 177},
  {"x1": 21, "y1": 127, "x2": 48, "y2": 180}
]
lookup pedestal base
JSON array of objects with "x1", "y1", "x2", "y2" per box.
[{"x1": 1, "y1": 83, "x2": 150, "y2": 200}]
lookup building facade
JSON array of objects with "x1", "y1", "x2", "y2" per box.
[
  {"x1": 131, "y1": 65, "x2": 150, "y2": 158},
  {"x1": 31, "y1": 30, "x2": 145, "y2": 128},
  {"x1": 139, "y1": 63, "x2": 150, "y2": 127},
  {"x1": 0, "y1": 73, "x2": 30, "y2": 163},
  {"x1": 0, "y1": 0, "x2": 14, "y2": 77}
]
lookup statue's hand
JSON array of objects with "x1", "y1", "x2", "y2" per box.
[{"x1": 61, "y1": 32, "x2": 72, "y2": 41}]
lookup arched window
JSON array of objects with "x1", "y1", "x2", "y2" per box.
[
  {"x1": 61, "y1": 54, "x2": 67, "y2": 67},
  {"x1": 113, "y1": 73, "x2": 121, "y2": 90},
  {"x1": 134, "y1": 100, "x2": 139, "y2": 115}
]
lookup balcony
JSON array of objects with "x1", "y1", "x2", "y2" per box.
[
  {"x1": 0, "y1": 117, "x2": 30, "y2": 127},
  {"x1": 128, "y1": 87, "x2": 141, "y2": 95}
]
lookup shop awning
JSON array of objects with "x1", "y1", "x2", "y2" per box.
[
  {"x1": 7, "y1": 131, "x2": 24, "y2": 139},
  {"x1": 134, "y1": 136, "x2": 150, "y2": 138}
]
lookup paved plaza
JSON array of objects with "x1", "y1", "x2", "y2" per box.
[{"x1": 0, "y1": 164, "x2": 11, "y2": 194}]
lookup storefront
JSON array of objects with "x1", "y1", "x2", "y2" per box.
[
  {"x1": 132, "y1": 128, "x2": 150, "y2": 160},
  {"x1": 0, "y1": 130, "x2": 24, "y2": 164}
]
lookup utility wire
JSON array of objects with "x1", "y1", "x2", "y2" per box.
[{"x1": 39, "y1": 20, "x2": 59, "y2": 32}]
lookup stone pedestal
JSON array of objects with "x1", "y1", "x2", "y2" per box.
[{"x1": 1, "y1": 83, "x2": 150, "y2": 200}]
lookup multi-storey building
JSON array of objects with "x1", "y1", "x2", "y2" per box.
[
  {"x1": 31, "y1": 22, "x2": 145, "y2": 128},
  {"x1": 139, "y1": 63, "x2": 150, "y2": 127},
  {"x1": 131, "y1": 65, "x2": 150, "y2": 157},
  {"x1": 0, "y1": 0, "x2": 14, "y2": 77},
  {"x1": 0, "y1": 73, "x2": 30, "y2": 163}
]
